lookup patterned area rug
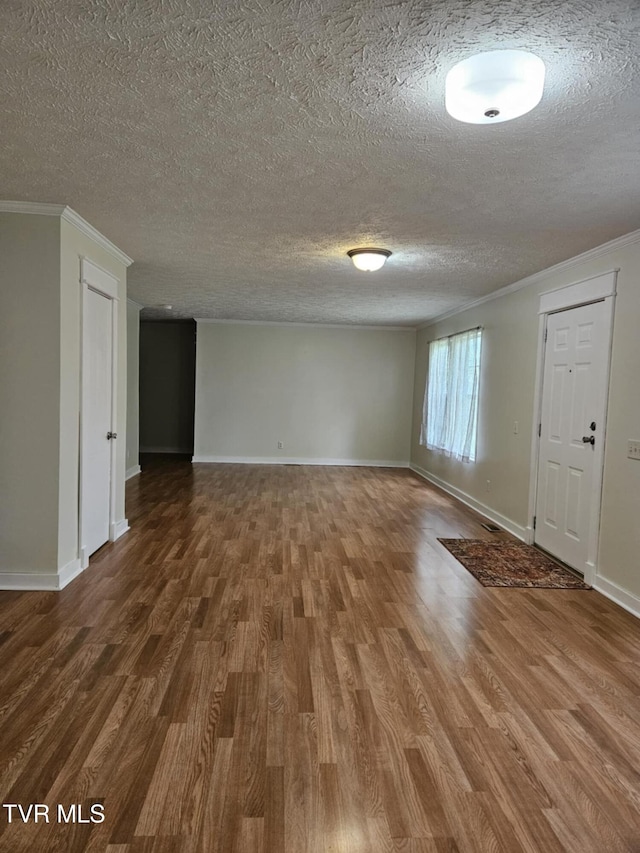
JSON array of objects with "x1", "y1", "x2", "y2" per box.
[{"x1": 438, "y1": 539, "x2": 590, "y2": 589}]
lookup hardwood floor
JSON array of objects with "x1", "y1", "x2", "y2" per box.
[{"x1": 1, "y1": 459, "x2": 640, "y2": 852}]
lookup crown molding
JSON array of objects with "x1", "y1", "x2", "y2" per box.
[
  {"x1": 62, "y1": 208, "x2": 133, "y2": 267},
  {"x1": 417, "y1": 227, "x2": 640, "y2": 330},
  {"x1": 0, "y1": 200, "x2": 133, "y2": 268},
  {"x1": 127, "y1": 298, "x2": 144, "y2": 309},
  {"x1": 0, "y1": 201, "x2": 67, "y2": 217},
  {"x1": 195, "y1": 318, "x2": 415, "y2": 331}
]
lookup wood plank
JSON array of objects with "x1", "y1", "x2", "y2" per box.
[{"x1": 0, "y1": 460, "x2": 638, "y2": 851}]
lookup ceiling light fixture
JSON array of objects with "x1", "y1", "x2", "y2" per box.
[
  {"x1": 347, "y1": 248, "x2": 392, "y2": 272},
  {"x1": 445, "y1": 49, "x2": 545, "y2": 124}
]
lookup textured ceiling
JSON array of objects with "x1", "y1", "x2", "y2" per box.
[{"x1": 2, "y1": 0, "x2": 640, "y2": 325}]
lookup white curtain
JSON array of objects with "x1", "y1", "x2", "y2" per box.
[{"x1": 420, "y1": 328, "x2": 481, "y2": 462}]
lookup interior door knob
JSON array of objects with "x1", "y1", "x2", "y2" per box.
[
  {"x1": 582, "y1": 435, "x2": 595, "y2": 445},
  {"x1": 107, "y1": 431, "x2": 117, "y2": 440}
]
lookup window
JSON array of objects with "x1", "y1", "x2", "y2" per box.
[{"x1": 420, "y1": 327, "x2": 482, "y2": 462}]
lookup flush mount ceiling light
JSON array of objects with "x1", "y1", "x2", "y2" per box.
[
  {"x1": 445, "y1": 49, "x2": 545, "y2": 124},
  {"x1": 347, "y1": 248, "x2": 392, "y2": 271}
]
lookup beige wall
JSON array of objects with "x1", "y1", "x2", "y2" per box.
[
  {"x1": 0, "y1": 210, "x2": 128, "y2": 585},
  {"x1": 411, "y1": 237, "x2": 640, "y2": 603},
  {"x1": 126, "y1": 300, "x2": 141, "y2": 475},
  {"x1": 412, "y1": 286, "x2": 540, "y2": 531},
  {"x1": 195, "y1": 323, "x2": 416, "y2": 464},
  {"x1": 0, "y1": 213, "x2": 61, "y2": 573},
  {"x1": 59, "y1": 218, "x2": 129, "y2": 571}
]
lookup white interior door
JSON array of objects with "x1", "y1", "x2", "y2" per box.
[
  {"x1": 82, "y1": 286, "x2": 114, "y2": 558},
  {"x1": 535, "y1": 300, "x2": 609, "y2": 574}
]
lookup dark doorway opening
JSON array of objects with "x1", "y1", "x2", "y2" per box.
[{"x1": 139, "y1": 319, "x2": 196, "y2": 460}]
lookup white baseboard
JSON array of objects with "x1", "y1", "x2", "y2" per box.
[
  {"x1": 58, "y1": 558, "x2": 83, "y2": 589},
  {"x1": 409, "y1": 463, "x2": 527, "y2": 541},
  {"x1": 0, "y1": 558, "x2": 83, "y2": 591},
  {"x1": 594, "y1": 575, "x2": 640, "y2": 620},
  {"x1": 192, "y1": 455, "x2": 409, "y2": 468},
  {"x1": 126, "y1": 465, "x2": 141, "y2": 480},
  {"x1": 140, "y1": 446, "x2": 193, "y2": 454},
  {"x1": 0, "y1": 571, "x2": 61, "y2": 591},
  {"x1": 110, "y1": 518, "x2": 130, "y2": 541}
]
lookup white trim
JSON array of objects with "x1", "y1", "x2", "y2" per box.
[
  {"x1": 594, "y1": 576, "x2": 640, "y2": 621},
  {"x1": 527, "y1": 314, "x2": 547, "y2": 545},
  {"x1": 193, "y1": 455, "x2": 409, "y2": 467},
  {"x1": 538, "y1": 270, "x2": 618, "y2": 315},
  {"x1": 140, "y1": 446, "x2": 193, "y2": 454},
  {"x1": 409, "y1": 463, "x2": 527, "y2": 541},
  {"x1": 58, "y1": 558, "x2": 84, "y2": 588},
  {"x1": 127, "y1": 298, "x2": 144, "y2": 310},
  {"x1": 109, "y1": 298, "x2": 119, "y2": 541},
  {"x1": 529, "y1": 272, "x2": 617, "y2": 586},
  {"x1": 79, "y1": 264, "x2": 120, "y2": 562},
  {"x1": 126, "y1": 465, "x2": 141, "y2": 480},
  {"x1": 0, "y1": 558, "x2": 83, "y2": 591},
  {"x1": 81, "y1": 257, "x2": 119, "y2": 300},
  {"x1": 195, "y1": 318, "x2": 414, "y2": 331},
  {"x1": 526, "y1": 314, "x2": 547, "y2": 546},
  {"x1": 418, "y1": 230, "x2": 640, "y2": 330},
  {"x1": 111, "y1": 518, "x2": 130, "y2": 541},
  {"x1": 0, "y1": 201, "x2": 67, "y2": 217},
  {"x1": 64, "y1": 208, "x2": 133, "y2": 267},
  {"x1": 0, "y1": 201, "x2": 133, "y2": 267},
  {"x1": 0, "y1": 572, "x2": 62, "y2": 591}
]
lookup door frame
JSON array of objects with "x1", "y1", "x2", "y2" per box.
[
  {"x1": 79, "y1": 257, "x2": 120, "y2": 569},
  {"x1": 526, "y1": 269, "x2": 617, "y2": 585}
]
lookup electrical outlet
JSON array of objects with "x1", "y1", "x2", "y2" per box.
[
  {"x1": 277, "y1": 441, "x2": 283, "y2": 450},
  {"x1": 628, "y1": 440, "x2": 640, "y2": 460}
]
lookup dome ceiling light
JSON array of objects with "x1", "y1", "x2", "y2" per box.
[
  {"x1": 347, "y1": 248, "x2": 392, "y2": 272},
  {"x1": 445, "y1": 49, "x2": 546, "y2": 124}
]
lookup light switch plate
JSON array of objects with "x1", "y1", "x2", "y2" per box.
[{"x1": 627, "y1": 440, "x2": 640, "y2": 460}]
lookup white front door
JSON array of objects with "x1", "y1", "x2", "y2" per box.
[
  {"x1": 535, "y1": 300, "x2": 609, "y2": 574},
  {"x1": 82, "y1": 286, "x2": 114, "y2": 557}
]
